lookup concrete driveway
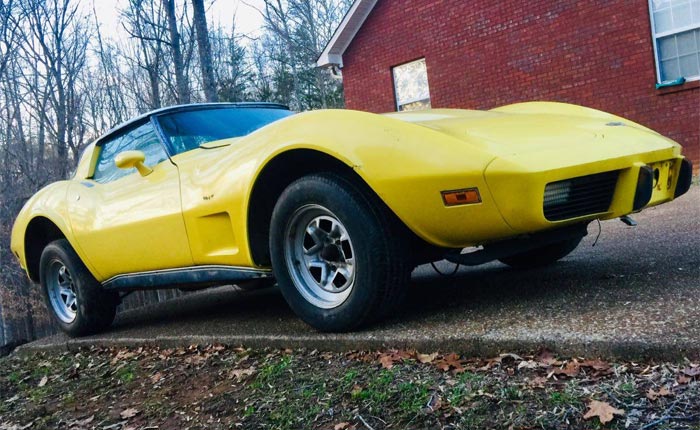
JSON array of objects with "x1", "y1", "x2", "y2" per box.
[{"x1": 22, "y1": 187, "x2": 700, "y2": 359}]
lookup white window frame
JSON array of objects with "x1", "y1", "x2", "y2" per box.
[
  {"x1": 648, "y1": 0, "x2": 700, "y2": 83},
  {"x1": 392, "y1": 58, "x2": 432, "y2": 112}
]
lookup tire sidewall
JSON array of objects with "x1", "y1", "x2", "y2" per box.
[
  {"x1": 39, "y1": 239, "x2": 116, "y2": 336},
  {"x1": 270, "y1": 175, "x2": 389, "y2": 331}
]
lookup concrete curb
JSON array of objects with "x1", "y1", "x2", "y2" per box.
[{"x1": 15, "y1": 332, "x2": 700, "y2": 361}]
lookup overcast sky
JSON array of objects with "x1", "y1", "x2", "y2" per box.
[{"x1": 93, "y1": 0, "x2": 267, "y2": 42}]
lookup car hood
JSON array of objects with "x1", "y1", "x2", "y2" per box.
[{"x1": 383, "y1": 108, "x2": 676, "y2": 166}]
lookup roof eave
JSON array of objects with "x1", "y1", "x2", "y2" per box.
[{"x1": 316, "y1": 0, "x2": 378, "y2": 69}]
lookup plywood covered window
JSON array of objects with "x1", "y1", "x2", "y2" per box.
[{"x1": 392, "y1": 58, "x2": 431, "y2": 111}]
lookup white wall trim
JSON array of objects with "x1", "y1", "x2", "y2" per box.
[{"x1": 316, "y1": 0, "x2": 379, "y2": 68}]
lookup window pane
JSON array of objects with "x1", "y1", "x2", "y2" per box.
[
  {"x1": 692, "y1": 0, "x2": 700, "y2": 24},
  {"x1": 393, "y1": 58, "x2": 431, "y2": 112},
  {"x1": 651, "y1": 0, "x2": 672, "y2": 12},
  {"x1": 673, "y1": 2, "x2": 693, "y2": 27},
  {"x1": 659, "y1": 36, "x2": 678, "y2": 59},
  {"x1": 679, "y1": 53, "x2": 700, "y2": 76},
  {"x1": 677, "y1": 30, "x2": 697, "y2": 54},
  {"x1": 661, "y1": 58, "x2": 681, "y2": 80},
  {"x1": 654, "y1": 8, "x2": 674, "y2": 32},
  {"x1": 130, "y1": 124, "x2": 168, "y2": 167},
  {"x1": 93, "y1": 122, "x2": 167, "y2": 183},
  {"x1": 158, "y1": 107, "x2": 293, "y2": 155}
]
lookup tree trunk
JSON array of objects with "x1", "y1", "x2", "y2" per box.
[
  {"x1": 163, "y1": 0, "x2": 189, "y2": 104},
  {"x1": 191, "y1": 0, "x2": 218, "y2": 102}
]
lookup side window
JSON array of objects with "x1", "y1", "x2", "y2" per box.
[{"x1": 92, "y1": 122, "x2": 168, "y2": 183}]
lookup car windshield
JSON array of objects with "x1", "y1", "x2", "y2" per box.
[{"x1": 157, "y1": 107, "x2": 294, "y2": 154}]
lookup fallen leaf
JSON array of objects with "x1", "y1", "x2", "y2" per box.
[
  {"x1": 111, "y1": 350, "x2": 136, "y2": 365},
  {"x1": 677, "y1": 374, "x2": 692, "y2": 384},
  {"x1": 417, "y1": 353, "x2": 438, "y2": 364},
  {"x1": 583, "y1": 400, "x2": 625, "y2": 424},
  {"x1": 535, "y1": 349, "x2": 559, "y2": 366},
  {"x1": 67, "y1": 415, "x2": 94, "y2": 427},
  {"x1": 434, "y1": 353, "x2": 464, "y2": 373},
  {"x1": 378, "y1": 354, "x2": 396, "y2": 369},
  {"x1": 552, "y1": 360, "x2": 580, "y2": 377},
  {"x1": 498, "y1": 353, "x2": 524, "y2": 363},
  {"x1": 119, "y1": 408, "x2": 140, "y2": 419},
  {"x1": 646, "y1": 387, "x2": 672, "y2": 401},
  {"x1": 334, "y1": 423, "x2": 352, "y2": 430},
  {"x1": 150, "y1": 372, "x2": 163, "y2": 384},
  {"x1": 37, "y1": 376, "x2": 48, "y2": 387},
  {"x1": 229, "y1": 367, "x2": 256, "y2": 380},
  {"x1": 528, "y1": 376, "x2": 548, "y2": 389},
  {"x1": 517, "y1": 360, "x2": 539, "y2": 370},
  {"x1": 580, "y1": 359, "x2": 611, "y2": 371},
  {"x1": 682, "y1": 367, "x2": 700, "y2": 377}
]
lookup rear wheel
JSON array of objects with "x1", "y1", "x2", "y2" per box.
[
  {"x1": 498, "y1": 236, "x2": 583, "y2": 269},
  {"x1": 40, "y1": 239, "x2": 118, "y2": 337},
  {"x1": 270, "y1": 173, "x2": 410, "y2": 332}
]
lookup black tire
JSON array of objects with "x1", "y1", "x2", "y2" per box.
[
  {"x1": 270, "y1": 173, "x2": 411, "y2": 332},
  {"x1": 39, "y1": 239, "x2": 118, "y2": 337},
  {"x1": 498, "y1": 236, "x2": 583, "y2": 269}
]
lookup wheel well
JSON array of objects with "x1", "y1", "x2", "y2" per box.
[
  {"x1": 248, "y1": 149, "x2": 379, "y2": 266},
  {"x1": 24, "y1": 217, "x2": 66, "y2": 282}
]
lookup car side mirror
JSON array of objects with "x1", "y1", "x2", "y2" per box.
[{"x1": 114, "y1": 150, "x2": 153, "y2": 177}]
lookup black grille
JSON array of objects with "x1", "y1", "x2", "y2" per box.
[{"x1": 543, "y1": 171, "x2": 619, "y2": 221}]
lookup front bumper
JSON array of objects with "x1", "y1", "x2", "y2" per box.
[{"x1": 485, "y1": 154, "x2": 690, "y2": 234}]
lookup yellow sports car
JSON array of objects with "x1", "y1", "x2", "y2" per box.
[{"x1": 10, "y1": 102, "x2": 693, "y2": 336}]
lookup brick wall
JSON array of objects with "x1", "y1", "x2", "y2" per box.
[{"x1": 342, "y1": 0, "x2": 700, "y2": 169}]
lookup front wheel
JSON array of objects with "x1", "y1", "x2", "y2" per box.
[
  {"x1": 40, "y1": 239, "x2": 118, "y2": 337},
  {"x1": 270, "y1": 173, "x2": 410, "y2": 332}
]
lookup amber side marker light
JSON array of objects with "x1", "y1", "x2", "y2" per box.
[{"x1": 441, "y1": 188, "x2": 481, "y2": 206}]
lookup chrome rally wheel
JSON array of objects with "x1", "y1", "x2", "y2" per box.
[
  {"x1": 284, "y1": 205, "x2": 356, "y2": 309},
  {"x1": 270, "y1": 173, "x2": 411, "y2": 332},
  {"x1": 46, "y1": 261, "x2": 78, "y2": 323},
  {"x1": 39, "y1": 239, "x2": 119, "y2": 337}
]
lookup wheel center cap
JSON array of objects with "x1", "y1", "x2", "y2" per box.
[{"x1": 320, "y1": 244, "x2": 342, "y2": 262}]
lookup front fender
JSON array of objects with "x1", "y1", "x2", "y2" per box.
[
  {"x1": 248, "y1": 110, "x2": 516, "y2": 247},
  {"x1": 10, "y1": 181, "x2": 93, "y2": 278}
]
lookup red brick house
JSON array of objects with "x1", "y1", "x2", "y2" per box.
[{"x1": 318, "y1": 0, "x2": 700, "y2": 169}]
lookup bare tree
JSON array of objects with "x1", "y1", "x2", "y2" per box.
[
  {"x1": 121, "y1": 0, "x2": 168, "y2": 109},
  {"x1": 19, "y1": 0, "x2": 92, "y2": 174},
  {"x1": 163, "y1": 0, "x2": 190, "y2": 104},
  {"x1": 254, "y1": 0, "x2": 352, "y2": 110},
  {"x1": 91, "y1": 3, "x2": 129, "y2": 128},
  {"x1": 210, "y1": 19, "x2": 251, "y2": 102},
  {"x1": 191, "y1": 0, "x2": 217, "y2": 102}
]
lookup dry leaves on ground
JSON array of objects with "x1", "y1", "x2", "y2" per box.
[
  {"x1": 646, "y1": 386, "x2": 672, "y2": 401},
  {"x1": 119, "y1": 408, "x2": 140, "y2": 420},
  {"x1": 583, "y1": 400, "x2": 625, "y2": 424}
]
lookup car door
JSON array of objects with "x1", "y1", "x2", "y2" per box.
[{"x1": 67, "y1": 120, "x2": 193, "y2": 281}]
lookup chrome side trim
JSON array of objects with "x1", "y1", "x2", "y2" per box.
[{"x1": 102, "y1": 265, "x2": 273, "y2": 291}]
